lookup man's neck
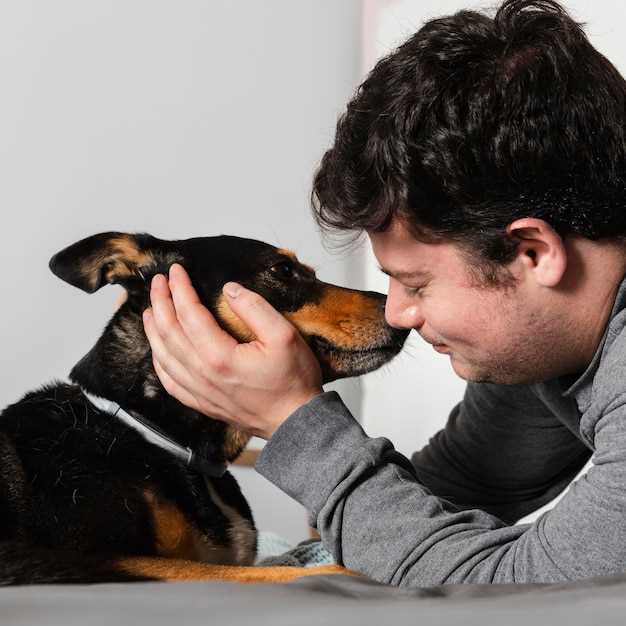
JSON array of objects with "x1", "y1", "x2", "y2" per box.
[{"x1": 565, "y1": 237, "x2": 626, "y2": 369}]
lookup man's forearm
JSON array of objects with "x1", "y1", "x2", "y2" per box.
[{"x1": 255, "y1": 392, "x2": 620, "y2": 586}]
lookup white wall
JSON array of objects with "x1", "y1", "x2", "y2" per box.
[
  {"x1": 0, "y1": 0, "x2": 361, "y2": 544},
  {"x1": 359, "y1": 0, "x2": 626, "y2": 511}
]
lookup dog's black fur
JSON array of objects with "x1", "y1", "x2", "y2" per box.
[{"x1": 0, "y1": 232, "x2": 408, "y2": 584}]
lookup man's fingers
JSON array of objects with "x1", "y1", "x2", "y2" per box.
[
  {"x1": 223, "y1": 282, "x2": 298, "y2": 347},
  {"x1": 143, "y1": 308, "x2": 207, "y2": 390},
  {"x1": 149, "y1": 273, "x2": 195, "y2": 362},
  {"x1": 152, "y1": 357, "x2": 202, "y2": 413},
  {"x1": 168, "y1": 264, "x2": 237, "y2": 353},
  {"x1": 145, "y1": 309, "x2": 234, "y2": 419}
]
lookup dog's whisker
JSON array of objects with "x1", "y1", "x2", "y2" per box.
[{"x1": 106, "y1": 436, "x2": 117, "y2": 457}]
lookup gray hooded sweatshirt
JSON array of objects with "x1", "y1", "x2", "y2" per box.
[{"x1": 256, "y1": 275, "x2": 626, "y2": 586}]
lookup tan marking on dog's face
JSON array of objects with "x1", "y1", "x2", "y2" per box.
[
  {"x1": 105, "y1": 236, "x2": 154, "y2": 281},
  {"x1": 285, "y1": 286, "x2": 384, "y2": 349},
  {"x1": 275, "y1": 249, "x2": 315, "y2": 275},
  {"x1": 215, "y1": 294, "x2": 256, "y2": 342},
  {"x1": 82, "y1": 235, "x2": 154, "y2": 291},
  {"x1": 224, "y1": 425, "x2": 251, "y2": 461},
  {"x1": 276, "y1": 248, "x2": 297, "y2": 261}
]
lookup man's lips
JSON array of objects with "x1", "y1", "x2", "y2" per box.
[{"x1": 420, "y1": 334, "x2": 449, "y2": 352}]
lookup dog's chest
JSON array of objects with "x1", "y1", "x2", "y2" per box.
[{"x1": 143, "y1": 478, "x2": 256, "y2": 566}]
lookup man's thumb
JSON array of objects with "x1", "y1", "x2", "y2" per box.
[{"x1": 223, "y1": 282, "x2": 294, "y2": 344}]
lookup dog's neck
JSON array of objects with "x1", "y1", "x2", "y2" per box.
[
  {"x1": 80, "y1": 388, "x2": 227, "y2": 477},
  {"x1": 69, "y1": 306, "x2": 235, "y2": 465}
]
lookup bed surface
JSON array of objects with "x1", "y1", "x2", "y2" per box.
[{"x1": 3, "y1": 572, "x2": 626, "y2": 626}]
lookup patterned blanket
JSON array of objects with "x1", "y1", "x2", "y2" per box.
[{"x1": 256, "y1": 532, "x2": 335, "y2": 567}]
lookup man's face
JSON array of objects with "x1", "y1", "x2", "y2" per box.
[{"x1": 369, "y1": 219, "x2": 572, "y2": 384}]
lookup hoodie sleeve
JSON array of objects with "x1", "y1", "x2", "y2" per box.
[{"x1": 255, "y1": 387, "x2": 626, "y2": 586}]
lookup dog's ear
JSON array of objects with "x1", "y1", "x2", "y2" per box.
[{"x1": 49, "y1": 232, "x2": 156, "y2": 293}]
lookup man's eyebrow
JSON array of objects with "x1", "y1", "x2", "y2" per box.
[{"x1": 377, "y1": 266, "x2": 432, "y2": 281}]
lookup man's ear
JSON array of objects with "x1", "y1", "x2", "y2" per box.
[
  {"x1": 506, "y1": 218, "x2": 567, "y2": 287},
  {"x1": 49, "y1": 232, "x2": 156, "y2": 293}
]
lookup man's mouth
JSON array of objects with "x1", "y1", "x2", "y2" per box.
[{"x1": 420, "y1": 334, "x2": 449, "y2": 352}]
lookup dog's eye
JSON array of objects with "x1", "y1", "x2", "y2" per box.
[{"x1": 271, "y1": 261, "x2": 295, "y2": 280}]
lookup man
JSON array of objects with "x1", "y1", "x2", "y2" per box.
[{"x1": 142, "y1": 0, "x2": 626, "y2": 585}]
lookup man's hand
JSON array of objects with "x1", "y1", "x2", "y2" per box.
[{"x1": 142, "y1": 264, "x2": 323, "y2": 439}]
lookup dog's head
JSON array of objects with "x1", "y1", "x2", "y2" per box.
[{"x1": 49, "y1": 232, "x2": 408, "y2": 460}]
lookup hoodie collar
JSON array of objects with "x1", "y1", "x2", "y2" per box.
[{"x1": 561, "y1": 272, "x2": 626, "y2": 410}]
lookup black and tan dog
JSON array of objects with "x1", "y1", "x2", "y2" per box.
[{"x1": 0, "y1": 232, "x2": 408, "y2": 585}]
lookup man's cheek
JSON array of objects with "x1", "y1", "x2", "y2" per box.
[{"x1": 431, "y1": 309, "x2": 467, "y2": 343}]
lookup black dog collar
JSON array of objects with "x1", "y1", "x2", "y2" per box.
[{"x1": 81, "y1": 389, "x2": 227, "y2": 478}]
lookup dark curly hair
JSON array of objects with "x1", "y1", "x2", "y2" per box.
[{"x1": 312, "y1": 0, "x2": 626, "y2": 274}]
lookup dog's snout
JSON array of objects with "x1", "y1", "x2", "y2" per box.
[
  {"x1": 371, "y1": 293, "x2": 408, "y2": 341},
  {"x1": 360, "y1": 289, "x2": 387, "y2": 315},
  {"x1": 391, "y1": 325, "x2": 411, "y2": 344}
]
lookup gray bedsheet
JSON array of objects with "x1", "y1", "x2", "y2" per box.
[{"x1": 3, "y1": 572, "x2": 626, "y2": 626}]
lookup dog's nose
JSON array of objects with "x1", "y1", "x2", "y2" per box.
[{"x1": 394, "y1": 326, "x2": 411, "y2": 342}]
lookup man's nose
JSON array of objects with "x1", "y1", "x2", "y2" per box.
[{"x1": 384, "y1": 286, "x2": 423, "y2": 330}]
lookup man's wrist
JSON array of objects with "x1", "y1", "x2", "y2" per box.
[
  {"x1": 255, "y1": 391, "x2": 368, "y2": 516},
  {"x1": 263, "y1": 389, "x2": 323, "y2": 439}
]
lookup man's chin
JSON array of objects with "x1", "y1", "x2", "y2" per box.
[
  {"x1": 450, "y1": 357, "x2": 480, "y2": 382},
  {"x1": 451, "y1": 357, "x2": 544, "y2": 385},
  {"x1": 449, "y1": 356, "x2": 498, "y2": 384}
]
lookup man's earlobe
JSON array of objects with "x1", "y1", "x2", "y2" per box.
[
  {"x1": 49, "y1": 232, "x2": 156, "y2": 293},
  {"x1": 506, "y1": 218, "x2": 567, "y2": 287}
]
